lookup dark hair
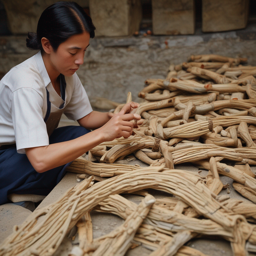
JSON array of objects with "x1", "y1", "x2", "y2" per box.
[{"x1": 26, "y1": 1, "x2": 95, "y2": 51}]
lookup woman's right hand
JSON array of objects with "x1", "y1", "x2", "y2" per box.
[{"x1": 99, "y1": 102, "x2": 141, "y2": 141}]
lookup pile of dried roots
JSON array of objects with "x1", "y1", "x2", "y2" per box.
[{"x1": 1, "y1": 54, "x2": 256, "y2": 256}]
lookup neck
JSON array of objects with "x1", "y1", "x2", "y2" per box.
[{"x1": 42, "y1": 52, "x2": 60, "y2": 84}]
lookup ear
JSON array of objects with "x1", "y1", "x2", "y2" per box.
[{"x1": 41, "y1": 37, "x2": 53, "y2": 54}]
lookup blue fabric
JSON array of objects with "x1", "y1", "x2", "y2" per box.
[{"x1": 0, "y1": 126, "x2": 90, "y2": 205}]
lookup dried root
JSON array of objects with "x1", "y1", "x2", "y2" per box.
[{"x1": 3, "y1": 53, "x2": 256, "y2": 256}]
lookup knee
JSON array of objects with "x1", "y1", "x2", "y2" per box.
[
  {"x1": 70, "y1": 126, "x2": 90, "y2": 139},
  {"x1": 72, "y1": 126, "x2": 90, "y2": 138},
  {"x1": 50, "y1": 126, "x2": 91, "y2": 144}
]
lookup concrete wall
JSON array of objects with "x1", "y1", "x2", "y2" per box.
[{"x1": 0, "y1": 30, "x2": 256, "y2": 104}]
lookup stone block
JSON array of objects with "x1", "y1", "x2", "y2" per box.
[
  {"x1": 202, "y1": 0, "x2": 249, "y2": 32},
  {"x1": 1, "y1": 0, "x2": 89, "y2": 34},
  {"x1": 152, "y1": 0, "x2": 195, "y2": 35},
  {"x1": 89, "y1": 0, "x2": 142, "y2": 37}
]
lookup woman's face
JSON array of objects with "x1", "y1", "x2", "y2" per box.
[{"x1": 49, "y1": 31, "x2": 90, "y2": 76}]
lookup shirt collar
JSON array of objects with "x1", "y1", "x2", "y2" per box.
[{"x1": 35, "y1": 51, "x2": 51, "y2": 87}]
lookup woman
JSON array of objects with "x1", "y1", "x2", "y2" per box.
[{"x1": 0, "y1": 2, "x2": 141, "y2": 205}]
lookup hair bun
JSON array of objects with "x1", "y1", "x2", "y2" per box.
[{"x1": 26, "y1": 32, "x2": 41, "y2": 50}]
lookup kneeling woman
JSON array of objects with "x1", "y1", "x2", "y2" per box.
[{"x1": 0, "y1": 2, "x2": 140, "y2": 205}]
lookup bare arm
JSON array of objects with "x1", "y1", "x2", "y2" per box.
[
  {"x1": 78, "y1": 111, "x2": 112, "y2": 129},
  {"x1": 25, "y1": 129, "x2": 104, "y2": 173},
  {"x1": 26, "y1": 102, "x2": 141, "y2": 173}
]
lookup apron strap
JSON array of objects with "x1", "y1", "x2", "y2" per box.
[
  {"x1": 44, "y1": 74, "x2": 66, "y2": 122},
  {"x1": 59, "y1": 74, "x2": 66, "y2": 109},
  {"x1": 44, "y1": 88, "x2": 51, "y2": 122}
]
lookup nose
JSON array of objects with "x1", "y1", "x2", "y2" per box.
[{"x1": 74, "y1": 52, "x2": 84, "y2": 65}]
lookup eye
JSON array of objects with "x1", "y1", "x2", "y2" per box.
[{"x1": 69, "y1": 52, "x2": 77, "y2": 56}]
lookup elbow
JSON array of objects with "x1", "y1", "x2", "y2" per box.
[
  {"x1": 30, "y1": 157, "x2": 48, "y2": 173},
  {"x1": 26, "y1": 149, "x2": 49, "y2": 173},
  {"x1": 28, "y1": 153, "x2": 49, "y2": 173},
  {"x1": 33, "y1": 162, "x2": 48, "y2": 173}
]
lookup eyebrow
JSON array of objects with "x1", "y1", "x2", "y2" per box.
[{"x1": 68, "y1": 44, "x2": 90, "y2": 50}]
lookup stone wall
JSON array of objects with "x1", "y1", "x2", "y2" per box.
[
  {"x1": 89, "y1": 0, "x2": 142, "y2": 37},
  {"x1": 0, "y1": 0, "x2": 89, "y2": 34},
  {"x1": 0, "y1": 29, "x2": 256, "y2": 104}
]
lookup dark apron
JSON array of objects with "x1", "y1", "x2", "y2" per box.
[
  {"x1": 44, "y1": 74, "x2": 67, "y2": 135},
  {"x1": 0, "y1": 75, "x2": 78, "y2": 205}
]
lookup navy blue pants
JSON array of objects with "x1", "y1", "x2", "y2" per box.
[{"x1": 0, "y1": 126, "x2": 90, "y2": 205}]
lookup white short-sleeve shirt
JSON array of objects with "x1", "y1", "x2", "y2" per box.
[{"x1": 0, "y1": 51, "x2": 92, "y2": 154}]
